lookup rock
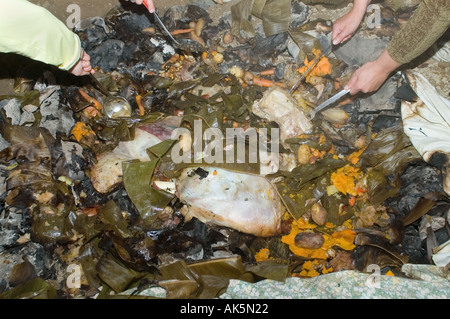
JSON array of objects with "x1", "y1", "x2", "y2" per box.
[
  {"x1": 61, "y1": 141, "x2": 86, "y2": 181},
  {"x1": 75, "y1": 17, "x2": 111, "y2": 51},
  {"x1": 334, "y1": 34, "x2": 389, "y2": 66},
  {"x1": 38, "y1": 86, "x2": 75, "y2": 138},
  {"x1": 358, "y1": 76, "x2": 399, "y2": 112},
  {"x1": 90, "y1": 39, "x2": 125, "y2": 72},
  {"x1": 290, "y1": 1, "x2": 310, "y2": 28},
  {"x1": 2, "y1": 99, "x2": 21, "y2": 125},
  {"x1": 9, "y1": 257, "x2": 37, "y2": 287}
]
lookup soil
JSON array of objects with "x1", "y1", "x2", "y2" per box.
[{"x1": 28, "y1": 0, "x2": 238, "y2": 23}]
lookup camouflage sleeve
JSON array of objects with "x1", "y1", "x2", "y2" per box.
[{"x1": 387, "y1": 0, "x2": 450, "y2": 64}]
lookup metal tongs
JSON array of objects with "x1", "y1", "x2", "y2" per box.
[
  {"x1": 143, "y1": 0, "x2": 179, "y2": 45},
  {"x1": 306, "y1": 89, "x2": 350, "y2": 120},
  {"x1": 142, "y1": 0, "x2": 204, "y2": 53}
]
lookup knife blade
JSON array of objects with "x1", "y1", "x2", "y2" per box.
[
  {"x1": 307, "y1": 89, "x2": 350, "y2": 120},
  {"x1": 143, "y1": 0, "x2": 180, "y2": 45}
]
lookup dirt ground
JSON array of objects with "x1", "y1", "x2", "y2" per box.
[{"x1": 28, "y1": 0, "x2": 238, "y2": 23}]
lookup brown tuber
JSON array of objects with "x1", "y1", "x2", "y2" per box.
[{"x1": 294, "y1": 232, "x2": 325, "y2": 249}]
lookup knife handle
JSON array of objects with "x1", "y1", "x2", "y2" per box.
[{"x1": 143, "y1": 0, "x2": 155, "y2": 13}]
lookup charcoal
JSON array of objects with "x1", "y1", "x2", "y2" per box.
[
  {"x1": 385, "y1": 163, "x2": 444, "y2": 216},
  {"x1": 290, "y1": 1, "x2": 310, "y2": 28},
  {"x1": 90, "y1": 39, "x2": 125, "y2": 72},
  {"x1": 75, "y1": 17, "x2": 111, "y2": 51}
]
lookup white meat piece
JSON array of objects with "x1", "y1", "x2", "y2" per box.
[
  {"x1": 252, "y1": 86, "x2": 313, "y2": 145},
  {"x1": 176, "y1": 167, "x2": 283, "y2": 237}
]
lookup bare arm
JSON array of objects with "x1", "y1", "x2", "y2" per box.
[{"x1": 345, "y1": 49, "x2": 401, "y2": 95}]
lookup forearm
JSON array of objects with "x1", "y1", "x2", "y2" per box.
[
  {"x1": 0, "y1": 0, "x2": 81, "y2": 71},
  {"x1": 387, "y1": 0, "x2": 450, "y2": 64},
  {"x1": 351, "y1": 0, "x2": 371, "y2": 19}
]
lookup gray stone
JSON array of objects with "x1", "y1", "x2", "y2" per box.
[
  {"x1": 2, "y1": 99, "x2": 21, "y2": 125},
  {"x1": 61, "y1": 141, "x2": 86, "y2": 181},
  {"x1": 359, "y1": 75, "x2": 399, "y2": 112},
  {"x1": 334, "y1": 34, "x2": 389, "y2": 66}
]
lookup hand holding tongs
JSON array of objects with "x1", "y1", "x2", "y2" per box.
[
  {"x1": 306, "y1": 89, "x2": 350, "y2": 120},
  {"x1": 143, "y1": 0, "x2": 180, "y2": 45}
]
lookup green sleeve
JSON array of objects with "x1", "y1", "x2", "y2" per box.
[
  {"x1": 0, "y1": 0, "x2": 81, "y2": 71},
  {"x1": 387, "y1": 0, "x2": 450, "y2": 64}
]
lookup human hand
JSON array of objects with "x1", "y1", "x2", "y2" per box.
[
  {"x1": 123, "y1": 0, "x2": 144, "y2": 4},
  {"x1": 345, "y1": 49, "x2": 401, "y2": 95},
  {"x1": 332, "y1": 0, "x2": 371, "y2": 45},
  {"x1": 69, "y1": 49, "x2": 94, "y2": 76},
  {"x1": 332, "y1": 11, "x2": 364, "y2": 45}
]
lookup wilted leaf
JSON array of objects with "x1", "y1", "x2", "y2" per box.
[
  {"x1": 122, "y1": 159, "x2": 174, "y2": 226},
  {"x1": 96, "y1": 252, "x2": 143, "y2": 293},
  {"x1": 0, "y1": 278, "x2": 57, "y2": 299},
  {"x1": 98, "y1": 200, "x2": 132, "y2": 238},
  {"x1": 288, "y1": 28, "x2": 322, "y2": 62},
  {"x1": 245, "y1": 260, "x2": 289, "y2": 282},
  {"x1": 260, "y1": 0, "x2": 291, "y2": 37},
  {"x1": 231, "y1": 0, "x2": 256, "y2": 38}
]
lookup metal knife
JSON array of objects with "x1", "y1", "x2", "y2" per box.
[
  {"x1": 143, "y1": 0, "x2": 180, "y2": 45},
  {"x1": 307, "y1": 89, "x2": 350, "y2": 120}
]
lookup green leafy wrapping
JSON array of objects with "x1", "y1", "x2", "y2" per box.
[
  {"x1": 98, "y1": 200, "x2": 132, "y2": 239},
  {"x1": 300, "y1": 0, "x2": 351, "y2": 8},
  {"x1": 360, "y1": 126, "x2": 422, "y2": 206},
  {"x1": 260, "y1": 0, "x2": 291, "y2": 37},
  {"x1": 288, "y1": 28, "x2": 322, "y2": 62},
  {"x1": 96, "y1": 251, "x2": 144, "y2": 293},
  {"x1": 359, "y1": 125, "x2": 412, "y2": 168},
  {"x1": 157, "y1": 256, "x2": 289, "y2": 298},
  {"x1": 0, "y1": 278, "x2": 57, "y2": 299},
  {"x1": 122, "y1": 160, "x2": 174, "y2": 226},
  {"x1": 284, "y1": 155, "x2": 347, "y2": 190},
  {"x1": 231, "y1": 0, "x2": 256, "y2": 38},
  {"x1": 79, "y1": 240, "x2": 104, "y2": 289}
]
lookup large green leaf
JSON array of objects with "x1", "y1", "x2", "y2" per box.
[
  {"x1": 122, "y1": 160, "x2": 174, "y2": 226},
  {"x1": 0, "y1": 278, "x2": 57, "y2": 299},
  {"x1": 260, "y1": 0, "x2": 291, "y2": 37}
]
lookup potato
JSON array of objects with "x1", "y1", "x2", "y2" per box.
[
  {"x1": 294, "y1": 232, "x2": 325, "y2": 249},
  {"x1": 297, "y1": 144, "x2": 311, "y2": 164},
  {"x1": 311, "y1": 202, "x2": 327, "y2": 225}
]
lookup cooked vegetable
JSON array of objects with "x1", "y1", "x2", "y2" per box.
[{"x1": 252, "y1": 76, "x2": 286, "y2": 88}]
